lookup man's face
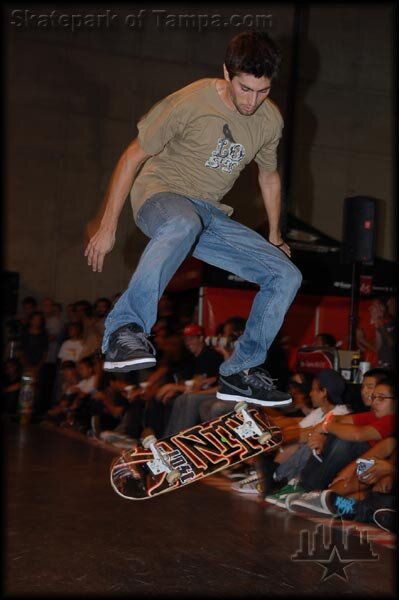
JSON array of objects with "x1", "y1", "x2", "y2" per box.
[
  {"x1": 361, "y1": 376, "x2": 378, "y2": 407},
  {"x1": 77, "y1": 362, "x2": 92, "y2": 379},
  {"x1": 184, "y1": 335, "x2": 204, "y2": 356},
  {"x1": 370, "y1": 383, "x2": 396, "y2": 418},
  {"x1": 309, "y1": 379, "x2": 325, "y2": 408},
  {"x1": 223, "y1": 67, "x2": 272, "y2": 116},
  {"x1": 95, "y1": 301, "x2": 109, "y2": 318}
]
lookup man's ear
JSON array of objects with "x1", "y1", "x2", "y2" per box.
[{"x1": 223, "y1": 64, "x2": 231, "y2": 82}]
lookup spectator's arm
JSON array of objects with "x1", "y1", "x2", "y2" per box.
[
  {"x1": 323, "y1": 419, "x2": 383, "y2": 442},
  {"x1": 85, "y1": 138, "x2": 150, "y2": 272}
]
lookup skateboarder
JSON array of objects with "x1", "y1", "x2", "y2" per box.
[{"x1": 85, "y1": 31, "x2": 302, "y2": 407}]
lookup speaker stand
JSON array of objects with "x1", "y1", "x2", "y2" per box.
[{"x1": 348, "y1": 261, "x2": 360, "y2": 350}]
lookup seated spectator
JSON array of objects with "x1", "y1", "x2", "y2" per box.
[
  {"x1": 40, "y1": 297, "x2": 64, "y2": 415},
  {"x1": 19, "y1": 311, "x2": 48, "y2": 415},
  {"x1": 98, "y1": 377, "x2": 145, "y2": 445},
  {"x1": 356, "y1": 297, "x2": 396, "y2": 368},
  {"x1": 298, "y1": 374, "x2": 396, "y2": 492},
  {"x1": 73, "y1": 300, "x2": 92, "y2": 325},
  {"x1": 157, "y1": 323, "x2": 222, "y2": 404},
  {"x1": 374, "y1": 296, "x2": 396, "y2": 369},
  {"x1": 94, "y1": 297, "x2": 111, "y2": 336},
  {"x1": 160, "y1": 324, "x2": 223, "y2": 436},
  {"x1": 79, "y1": 305, "x2": 102, "y2": 359},
  {"x1": 65, "y1": 357, "x2": 101, "y2": 431},
  {"x1": 2, "y1": 358, "x2": 23, "y2": 418},
  {"x1": 104, "y1": 330, "x2": 189, "y2": 438},
  {"x1": 19, "y1": 311, "x2": 48, "y2": 378},
  {"x1": 206, "y1": 317, "x2": 246, "y2": 361},
  {"x1": 286, "y1": 436, "x2": 396, "y2": 533},
  {"x1": 269, "y1": 372, "x2": 312, "y2": 418},
  {"x1": 17, "y1": 296, "x2": 38, "y2": 331},
  {"x1": 258, "y1": 369, "x2": 350, "y2": 501},
  {"x1": 58, "y1": 321, "x2": 84, "y2": 364},
  {"x1": 88, "y1": 374, "x2": 132, "y2": 437},
  {"x1": 45, "y1": 361, "x2": 79, "y2": 425}
]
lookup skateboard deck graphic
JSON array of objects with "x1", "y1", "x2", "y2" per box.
[{"x1": 110, "y1": 406, "x2": 282, "y2": 500}]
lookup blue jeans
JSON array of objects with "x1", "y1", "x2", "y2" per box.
[
  {"x1": 300, "y1": 436, "x2": 371, "y2": 492},
  {"x1": 102, "y1": 193, "x2": 302, "y2": 375}
]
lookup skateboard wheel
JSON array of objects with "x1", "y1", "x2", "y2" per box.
[
  {"x1": 166, "y1": 469, "x2": 180, "y2": 485},
  {"x1": 142, "y1": 434, "x2": 157, "y2": 449},
  {"x1": 234, "y1": 401, "x2": 248, "y2": 413},
  {"x1": 258, "y1": 432, "x2": 272, "y2": 444}
]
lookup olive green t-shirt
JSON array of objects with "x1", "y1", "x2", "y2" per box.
[{"x1": 130, "y1": 78, "x2": 283, "y2": 218}]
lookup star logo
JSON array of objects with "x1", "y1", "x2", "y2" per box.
[
  {"x1": 292, "y1": 518, "x2": 379, "y2": 583},
  {"x1": 316, "y1": 546, "x2": 353, "y2": 582}
]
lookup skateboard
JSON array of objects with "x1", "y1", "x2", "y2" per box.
[{"x1": 110, "y1": 402, "x2": 282, "y2": 500}]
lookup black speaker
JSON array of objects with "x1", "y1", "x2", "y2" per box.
[
  {"x1": 2, "y1": 271, "x2": 20, "y2": 316},
  {"x1": 341, "y1": 196, "x2": 377, "y2": 264}
]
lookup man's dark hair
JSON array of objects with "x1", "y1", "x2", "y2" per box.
[
  {"x1": 225, "y1": 31, "x2": 281, "y2": 81},
  {"x1": 365, "y1": 368, "x2": 395, "y2": 386}
]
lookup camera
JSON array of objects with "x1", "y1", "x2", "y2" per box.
[{"x1": 355, "y1": 458, "x2": 375, "y2": 476}]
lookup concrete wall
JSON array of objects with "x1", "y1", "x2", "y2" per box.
[
  {"x1": 5, "y1": 4, "x2": 394, "y2": 309},
  {"x1": 290, "y1": 5, "x2": 394, "y2": 259}
]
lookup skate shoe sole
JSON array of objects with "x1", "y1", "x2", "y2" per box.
[
  {"x1": 103, "y1": 357, "x2": 156, "y2": 372},
  {"x1": 216, "y1": 391, "x2": 292, "y2": 406}
]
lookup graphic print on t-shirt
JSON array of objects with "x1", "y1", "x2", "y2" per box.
[{"x1": 205, "y1": 124, "x2": 246, "y2": 173}]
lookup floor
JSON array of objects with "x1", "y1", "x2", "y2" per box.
[{"x1": 4, "y1": 423, "x2": 396, "y2": 597}]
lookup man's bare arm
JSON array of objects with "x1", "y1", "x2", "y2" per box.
[
  {"x1": 257, "y1": 169, "x2": 290, "y2": 257},
  {"x1": 85, "y1": 138, "x2": 150, "y2": 273}
]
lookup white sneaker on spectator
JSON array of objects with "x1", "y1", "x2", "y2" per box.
[
  {"x1": 286, "y1": 490, "x2": 335, "y2": 516},
  {"x1": 231, "y1": 472, "x2": 262, "y2": 495}
]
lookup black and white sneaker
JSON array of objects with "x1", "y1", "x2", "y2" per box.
[
  {"x1": 103, "y1": 324, "x2": 156, "y2": 372},
  {"x1": 216, "y1": 367, "x2": 292, "y2": 407}
]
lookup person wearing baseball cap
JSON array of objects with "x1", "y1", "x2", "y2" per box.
[
  {"x1": 156, "y1": 324, "x2": 223, "y2": 407},
  {"x1": 316, "y1": 369, "x2": 346, "y2": 406},
  {"x1": 183, "y1": 324, "x2": 205, "y2": 337}
]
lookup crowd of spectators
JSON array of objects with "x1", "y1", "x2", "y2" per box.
[{"x1": 2, "y1": 292, "x2": 396, "y2": 534}]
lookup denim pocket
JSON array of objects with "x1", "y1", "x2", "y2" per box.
[{"x1": 135, "y1": 196, "x2": 161, "y2": 238}]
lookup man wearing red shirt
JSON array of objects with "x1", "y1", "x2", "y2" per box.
[{"x1": 299, "y1": 375, "x2": 396, "y2": 491}]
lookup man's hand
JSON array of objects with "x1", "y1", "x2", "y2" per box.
[
  {"x1": 358, "y1": 457, "x2": 395, "y2": 485},
  {"x1": 85, "y1": 225, "x2": 116, "y2": 273},
  {"x1": 84, "y1": 138, "x2": 150, "y2": 273},
  {"x1": 329, "y1": 462, "x2": 357, "y2": 489},
  {"x1": 156, "y1": 383, "x2": 184, "y2": 404},
  {"x1": 269, "y1": 237, "x2": 291, "y2": 258},
  {"x1": 307, "y1": 431, "x2": 327, "y2": 455}
]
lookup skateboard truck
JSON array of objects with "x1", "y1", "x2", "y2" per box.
[
  {"x1": 142, "y1": 435, "x2": 181, "y2": 485},
  {"x1": 234, "y1": 402, "x2": 272, "y2": 444}
]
